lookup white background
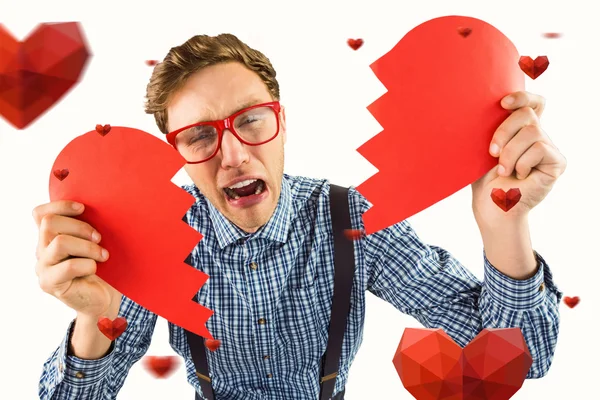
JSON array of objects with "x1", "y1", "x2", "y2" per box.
[{"x1": 0, "y1": 0, "x2": 598, "y2": 398}]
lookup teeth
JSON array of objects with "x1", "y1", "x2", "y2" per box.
[
  {"x1": 254, "y1": 180, "x2": 264, "y2": 195},
  {"x1": 228, "y1": 179, "x2": 257, "y2": 189}
]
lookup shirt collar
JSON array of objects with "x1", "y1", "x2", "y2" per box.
[{"x1": 207, "y1": 177, "x2": 292, "y2": 249}]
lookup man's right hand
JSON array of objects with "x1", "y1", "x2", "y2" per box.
[{"x1": 33, "y1": 200, "x2": 122, "y2": 321}]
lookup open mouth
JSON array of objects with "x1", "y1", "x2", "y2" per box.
[{"x1": 223, "y1": 179, "x2": 267, "y2": 205}]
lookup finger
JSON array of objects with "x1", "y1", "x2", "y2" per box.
[
  {"x1": 518, "y1": 142, "x2": 567, "y2": 181},
  {"x1": 38, "y1": 214, "x2": 101, "y2": 253},
  {"x1": 32, "y1": 200, "x2": 85, "y2": 227},
  {"x1": 40, "y1": 234, "x2": 109, "y2": 267},
  {"x1": 490, "y1": 106, "x2": 540, "y2": 157},
  {"x1": 497, "y1": 125, "x2": 550, "y2": 176},
  {"x1": 38, "y1": 258, "x2": 98, "y2": 295},
  {"x1": 501, "y1": 91, "x2": 546, "y2": 117}
]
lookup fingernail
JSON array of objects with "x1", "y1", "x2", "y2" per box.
[
  {"x1": 490, "y1": 143, "x2": 500, "y2": 155},
  {"x1": 101, "y1": 249, "x2": 109, "y2": 260},
  {"x1": 503, "y1": 96, "x2": 514, "y2": 105},
  {"x1": 92, "y1": 231, "x2": 101, "y2": 243},
  {"x1": 72, "y1": 202, "x2": 83, "y2": 211},
  {"x1": 498, "y1": 164, "x2": 506, "y2": 175}
]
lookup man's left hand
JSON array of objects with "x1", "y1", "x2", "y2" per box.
[{"x1": 471, "y1": 91, "x2": 567, "y2": 225}]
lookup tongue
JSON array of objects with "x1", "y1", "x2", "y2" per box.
[{"x1": 232, "y1": 180, "x2": 261, "y2": 197}]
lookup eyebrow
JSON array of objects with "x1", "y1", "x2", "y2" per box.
[{"x1": 190, "y1": 98, "x2": 266, "y2": 125}]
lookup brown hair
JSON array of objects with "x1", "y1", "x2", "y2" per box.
[{"x1": 144, "y1": 33, "x2": 280, "y2": 134}]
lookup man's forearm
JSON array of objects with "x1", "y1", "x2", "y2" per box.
[
  {"x1": 479, "y1": 215, "x2": 538, "y2": 280},
  {"x1": 69, "y1": 314, "x2": 114, "y2": 359}
]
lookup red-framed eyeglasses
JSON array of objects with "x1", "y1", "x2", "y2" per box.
[{"x1": 166, "y1": 101, "x2": 282, "y2": 164}]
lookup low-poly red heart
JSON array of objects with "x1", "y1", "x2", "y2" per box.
[
  {"x1": 143, "y1": 355, "x2": 179, "y2": 378},
  {"x1": 356, "y1": 16, "x2": 525, "y2": 234},
  {"x1": 0, "y1": 22, "x2": 91, "y2": 129},
  {"x1": 457, "y1": 27, "x2": 472, "y2": 37},
  {"x1": 347, "y1": 38, "x2": 364, "y2": 50},
  {"x1": 53, "y1": 169, "x2": 69, "y2": 181},
  {"x1": 343, "y1": 229, "x2": 364, "y2": 241},
  {"x1": 394, "y1": 328, "x2": 532, "y2": 400},
  {"x1": 518, "y1": 56, "x2": 549, "y2": 80},
  {"x1": 95, "y1": 124, "x2": 111, "y2": 136},
  {"x1": 97, "y1": 317, "x2": 128, "y2": 341},
  {"x1": 564, "y1": 296, "x2": 580, "y2": 308},
  {"x1": 205, "y1": 339, "x2": 221, "y2": 352},
  {"x1": 490, "y1": 188, "x2": 521, "y2": 212}
]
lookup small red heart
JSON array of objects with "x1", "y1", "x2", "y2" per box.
[
  {"x1": 518, "y1": 55, "x2": 549, "y2": 80},
  {"x1": 143, "y1": 355, "x2": 179, "y2": 378},
  {"x1": 95, "y1": 124, "x2": 111, "y2": 136},
  {"x1": 457, "y1": 27, "x2": 472, "y2": 37},
  {"x1": 491, "y1": 188, "x2": 521, "y2": 212},
  {"x1": 564, "y1": 296, "x2": 580, "y2": 308},
  {"x1": 542, "y1": 32, "x2": 562, "y2": 39},
  {"x1": 347, "y1": 38, "x2": 363, "y2": 50},
  {"x1": 145, "y1": 60, "x2": 159, "y2": 66},
  {"x1": 53, "y1": 169, "x2": 69, "y2": 181},
  {"x1": 343, "y1": 229, "x2": 364, "y2": 241},
  {"x1": 97, "y1": 317, "x2": 128, "y2": 341},
  {"x1": 205, "y1": 339, "x2": 221, "y2": 351}
]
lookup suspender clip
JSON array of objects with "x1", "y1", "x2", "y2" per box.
[{"x1": 320, "y1": 371, "x2": 338, "y2": 383}]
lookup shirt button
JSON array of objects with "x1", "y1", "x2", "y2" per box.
[
  {"x1": 258, "y1": 318, "x2": 267, "y2": 325},
  {"x1": 266, "y1": 373, "x2": 273, "y2": 378},
  {"x1": 539, "y1": 283, "x2": 545, "y2": 292},
  {"x1": 250, "y1": 262, "x2": 258, "y2": 271},
  {"x1": 74, "y1": 371, "x2": 86, "y2": 379},
  {"x1": 263, "y1": 355, "x2": 270, "y2": 360}
]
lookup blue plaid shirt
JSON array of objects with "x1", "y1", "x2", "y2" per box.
[{"x1": 39, "y1": 174, "x2": 562, "y2": 399}]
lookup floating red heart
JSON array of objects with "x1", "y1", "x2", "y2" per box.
[
  {"x1": 564, "y1": 296, "x2": 580, "y2": 308},
  {"x1": 347, "y1": 38, "x2": 364, "y2": 50},
  {"x1": 518, "y1": 56, "x2": 549, "y2": 80},
  {"x1": 205, "y1": 339, "x2": 221, "y2": 352},
  {"x1": 143, "y1": 355, "x2": 179, "y2": 378},
  {"x1": 97, "y1": 317, "x2": 128, "y2": 341},
  {"x1": 145, "y1": 60, "x2": 159, "y2": 66},
  {"x1": 457, "y1": 27, "x2": 472, "y2": 37},
  {"x1": 0, "y1": 22, "x2": 91, "y2": 129},
  {"x1": 394, "y1": 328, "x2": 532, "y2": 400},
  {"x1": 343, "y1": 229, "x2": 364, "y2": 241},
  {"x1": 356, "y1": 16, "x2": 524, "y2": 234},
  {"x1": 542, "y1": 32, "x2": 562, "y2": 39},
  {"x1": 95, "y1": 124, "x2": 111, "y2": 136},
  {"x1": 53, "y1": 169, "x2": 69, "y2": 181},
  {"x1": 490, "y1": 188, "x2": 521, "y2": 212}
]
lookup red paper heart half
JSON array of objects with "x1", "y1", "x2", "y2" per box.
[
  {"x1": 0, "y1": 22, "x2": 91, "y2": 129},
  {"x1": 394, "y1": 328, "x2": 532, "y2": 400},
  {"x1": 356, "y1": 15, "x2": 524, "y2": 234},
  {"x1": 49, "y1": 126, "x2": 214, "y2": 339},
  {"x1": 205, "y1": 339, "x2": 221, "y2": 352},
  {"x1": 143, "y1": 355, "x2": 179, "y2": 378},
  {"x1": 97, "y1": 317, "x2": 128, "y2": 341}
]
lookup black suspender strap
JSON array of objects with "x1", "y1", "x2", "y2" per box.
[
  {"x1": 181, "y1": 214, "x2": 215, "y2": 400},
  {"x1": 319, "y1": 184, "x2": 356, "y2": 400}
]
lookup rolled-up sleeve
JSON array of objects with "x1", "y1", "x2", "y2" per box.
[{"x1": 364, "y1": 218, "x2": 561, "y2": 379}]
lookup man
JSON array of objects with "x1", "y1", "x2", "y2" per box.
[{"x1": 36, "y1": 33, "x2": 566, "y2": 399}]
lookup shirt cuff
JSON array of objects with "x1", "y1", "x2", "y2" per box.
[
  {"x1": 483, "y1": 250, "x2": 561, "y2": 311},
  {"x1": 57, "y1": 319, "x2": 116, "y2": 387}
]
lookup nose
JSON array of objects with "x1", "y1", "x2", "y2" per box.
[{"x1": 219, "y1": 129, "x2": 249, "y2": 169}]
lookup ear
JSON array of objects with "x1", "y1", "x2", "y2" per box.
[{"x1": 279, "y1": 105, "x2": 287, "y2": 144}]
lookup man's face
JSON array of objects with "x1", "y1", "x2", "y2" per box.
[{"x1": 167, "y1": 62, "x2": 286, "y2": 233}]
